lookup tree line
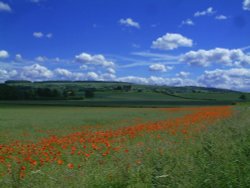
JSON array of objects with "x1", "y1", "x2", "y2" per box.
[{"x1": 0, "y1": 84, "x2": 95, "y2": 100}]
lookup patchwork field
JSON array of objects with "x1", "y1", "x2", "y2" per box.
[{"x1": 0, "y1": 105, "x2": 250, "y2": 187}]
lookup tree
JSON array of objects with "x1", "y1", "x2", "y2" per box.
[
  {"x1": 85, "y1": 90, "x2": 95, "y2": 98},
  {"x1": 239, "y1": 94, "x2": 247, "y2": 100}
]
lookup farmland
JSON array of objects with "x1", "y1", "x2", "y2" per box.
[
  {"x1": 1, "y1": 81, "x2": 250, "y2": 107},
  {"x1": 0, "y1": 104, "x2": 250, "y2": 187}
]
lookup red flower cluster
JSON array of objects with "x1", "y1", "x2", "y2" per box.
[{"x1": 0, "y1": 106, "x2": 232, "y2": 178}]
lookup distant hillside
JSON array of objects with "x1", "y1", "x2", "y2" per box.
[{"x1": 0, "y1": 80, "x2": 249, "y2": 107}]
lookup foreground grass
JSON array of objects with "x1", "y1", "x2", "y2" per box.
[{"x1": 0, "y1": 106, "x2": 250, "y2": 187}]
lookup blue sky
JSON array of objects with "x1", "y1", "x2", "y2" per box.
[{"x1": 0, "y1": 0, "x2": 250, "y2": 91}]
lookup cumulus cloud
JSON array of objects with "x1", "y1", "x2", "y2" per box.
[
  {"x1": 0, "y1": 1, "x2": 11, "y2": 12},
  {"x1": 243, "y1": 0, "x2": 250, "y2": 10},
  {"x1": 0, "y1": 69, "x2": 17, "y2": 81},
  {"x1": 180, "y1": 19, "x2": 194, "y2": 26},
  {"x1": 149, "y1": 64, "x2": 172, "y2": 72},
  {"x1": 0, "y1": 69, "x2": 10, "y2": 80},
  {"x1": 100, "y1": 73, "x2": 116, "y2": 80},
  {"x1": 75, "y1": 52, "x2": 115, "y2": 68},
  {"x1": 215, "y1": 15, "x2": 228, "y2": 20},
  {"x1": 176, "y1": 71, "x2": 190, "y2": 78},
  {"x1": 15, "y1": 54, "x2": 22, "y2": 61},
  {"x1": 180, "y1": 48, "x2": 250, "y2": 67},
  {"x1": 0, "y1": 50, "x2": 9, "y2": 59},
  {"x1": 152, "y1": 33, "x2": 193, "y2": 51},
  {"x1": 118, "y1": 76, "x2": 198, "y2": 87},
  {"x1": 55, "y1": 68, "x2": 115, "y2": 81},
  {"x1": 198, "y1": 68, "x2": 250, "y2": 91},
  {"x1": 33, "y1": 32, "x2": 53, "y2": 38},
  {"x1": 54, "y1": 68, "x2": 73, "y2": 79},
  {"x1": 107, "y1": 68, "x2": 116, "y2": 74},
  {"x1": 86, "y1": 72, "x2": 99, "y2": 80},
  {"x1": 194, "y1": 7, "x2": 216, "y2": 17},
  {"x1": 119, "y1": 18, "x2": 140, "y2": 29},
  {"x1": 33, "y1": 32, "x2": 44, "y2": 38},
  {"x1": 20, "y1": 64, "x2": 53, "y2": 80},
  {"x1": 118, "y1": 76, "x2": 148, "y2": 84},
  {"x1": 2, "y1": 61, "x2": 250, "y2": 91},
  {"x1": 35, "y1": 56, "x2": 47, "y2": 62}
]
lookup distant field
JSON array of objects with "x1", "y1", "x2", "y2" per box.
[
  {"x1": 0, "y1": 99, "x2": 235, "y2": 108},
  {"x1": 1, "y1": 104, "x2": 250, "y2": 187},
  {"x1": 1, "y1": 81, "x2": 249, "y2": 107},
  {"x1": 177, "y1": 92, "x2": 250, "y2": 101}
]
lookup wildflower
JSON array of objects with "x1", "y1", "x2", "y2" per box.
[
  {"x1": 67, "y1": 163, "x2": 74, "y2": 169},
  {"x1": 57, "y1": 159, "x2": 63, "y2": 165},
  {"x1": 20, "y1": 166, "x2": 26, "y2": 171}
]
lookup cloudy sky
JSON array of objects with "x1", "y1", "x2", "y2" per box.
[{"x1": 0, "y1": 0, "x2": 250, "y2": 91}]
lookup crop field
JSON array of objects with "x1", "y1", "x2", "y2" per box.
[{"x1": 0, "y1": 105, "x2": 250, "y2": 187}]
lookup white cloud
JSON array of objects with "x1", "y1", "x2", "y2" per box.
[
  {"x1": 194, "y1": 7, "x2": 216, "y2": 17},
  {"x1": 152, "y1": 33, "x2": 193, "y2": 50},
  {"x1": 86, "y1": 72, "x2": 99, "y2": 80},
  {"x1": 243, "y1": 0, "x2": 250, "y2": 10},
  {"x1": 0, "y1": 69, "x2": 17, "y2": 81},
  {"x1": 20, "y1": 64, "x2": 53, "y2": 80},
  {"x1": 33, "y1": 32, "x2": 53, "y2": 39},
  {"x1": 0, "y1": 1, "x2": 11, "y2": 12},
  {"x1": 176, "y1": 71, "x2": 190, "y2": 78},
  {"x1": 198, "y1": 68, "x2": 250, "y2": 91},
  {"x1": 55, "y1": 69, "x2": 102, "y2": 81},
  {"x1": 2, "y1": 61, "x2": 250, "y2": 91},
  {"x1": 215, "y1": 15, "x2": 228, "y2": 20},
  {"x1": 100, "y1": 73, "x2": 116, "y2": 80},
  {"x1": 118, "y1": 76, "x2": 148, "y2": 84},
  {"x1": 149, "y1": 64, "x2": 172, "y2": 72},
  {"x1": 0, "y1": 50, "x2": 9, "y2": 59},
  {"x1": 46, "y1": 33, "x2": 53, "y2": 38},
  {"x1": 107, "y1": 68, "x2": 116, "y2": 74},
  {"x1": 180, "y1": 48, "x2": 250, "y2": 67},
  {"x1": 54, "y1": 68, "x2": 73, "y2": 79},
  {"x1": 119, "y1": 18, "x2": 140, "y2": 29},
  {"x1": 75, "y1": 52, "x2": 115, "y2": 68},
  {"x1": 35, "y1": 56, "x2": 47, "y2": 62},
  {"x1": 180, "y1": 19, "x2": 194, "y2": 26},
  {"x1": 118, "y1": 76, "x2": 199, "y2": 87},
  {"x1": 15, "y1": 54, "x2": 22, "y2": 61},
  {"x1": 33, "y1": 32, "x2": 44, "y2": 38},
  {"x1": 0, "y1": 69, "x2": 10, "y2": 80}
]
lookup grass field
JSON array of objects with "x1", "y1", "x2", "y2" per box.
[{"x1": 0, "y1": 105, "x2": 250, "y2": 187}]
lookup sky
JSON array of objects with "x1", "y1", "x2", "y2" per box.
[{"x1": 0, "y1": 0, "x2": 250, "y2": 91}]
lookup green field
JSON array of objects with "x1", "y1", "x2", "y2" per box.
[
  {"x1": 0, "y1": 104, "x2": 250, "y2": 187},
  {"x1": 1, "y1": 81, "x2": 250, "y2": 107},
  {"x1": 0, "y1": 105, "x2": 176, "y2": 143}
]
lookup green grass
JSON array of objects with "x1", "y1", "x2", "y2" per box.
[
  {"x1": 0, "y1": 99, "x2": 234, "y2": 108},
  {"x1": 92, "y1": 91, "x2": 190, "y2": 101},
  {"x1": 177, "y1": 92, "x2": 250, "y2": 102},
  {"x1": 0, "y1": 105, "x2": 250, "y2": 187},
  {"x1": 0, "y1": 105, "x2": 176, "y2": 143}
]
